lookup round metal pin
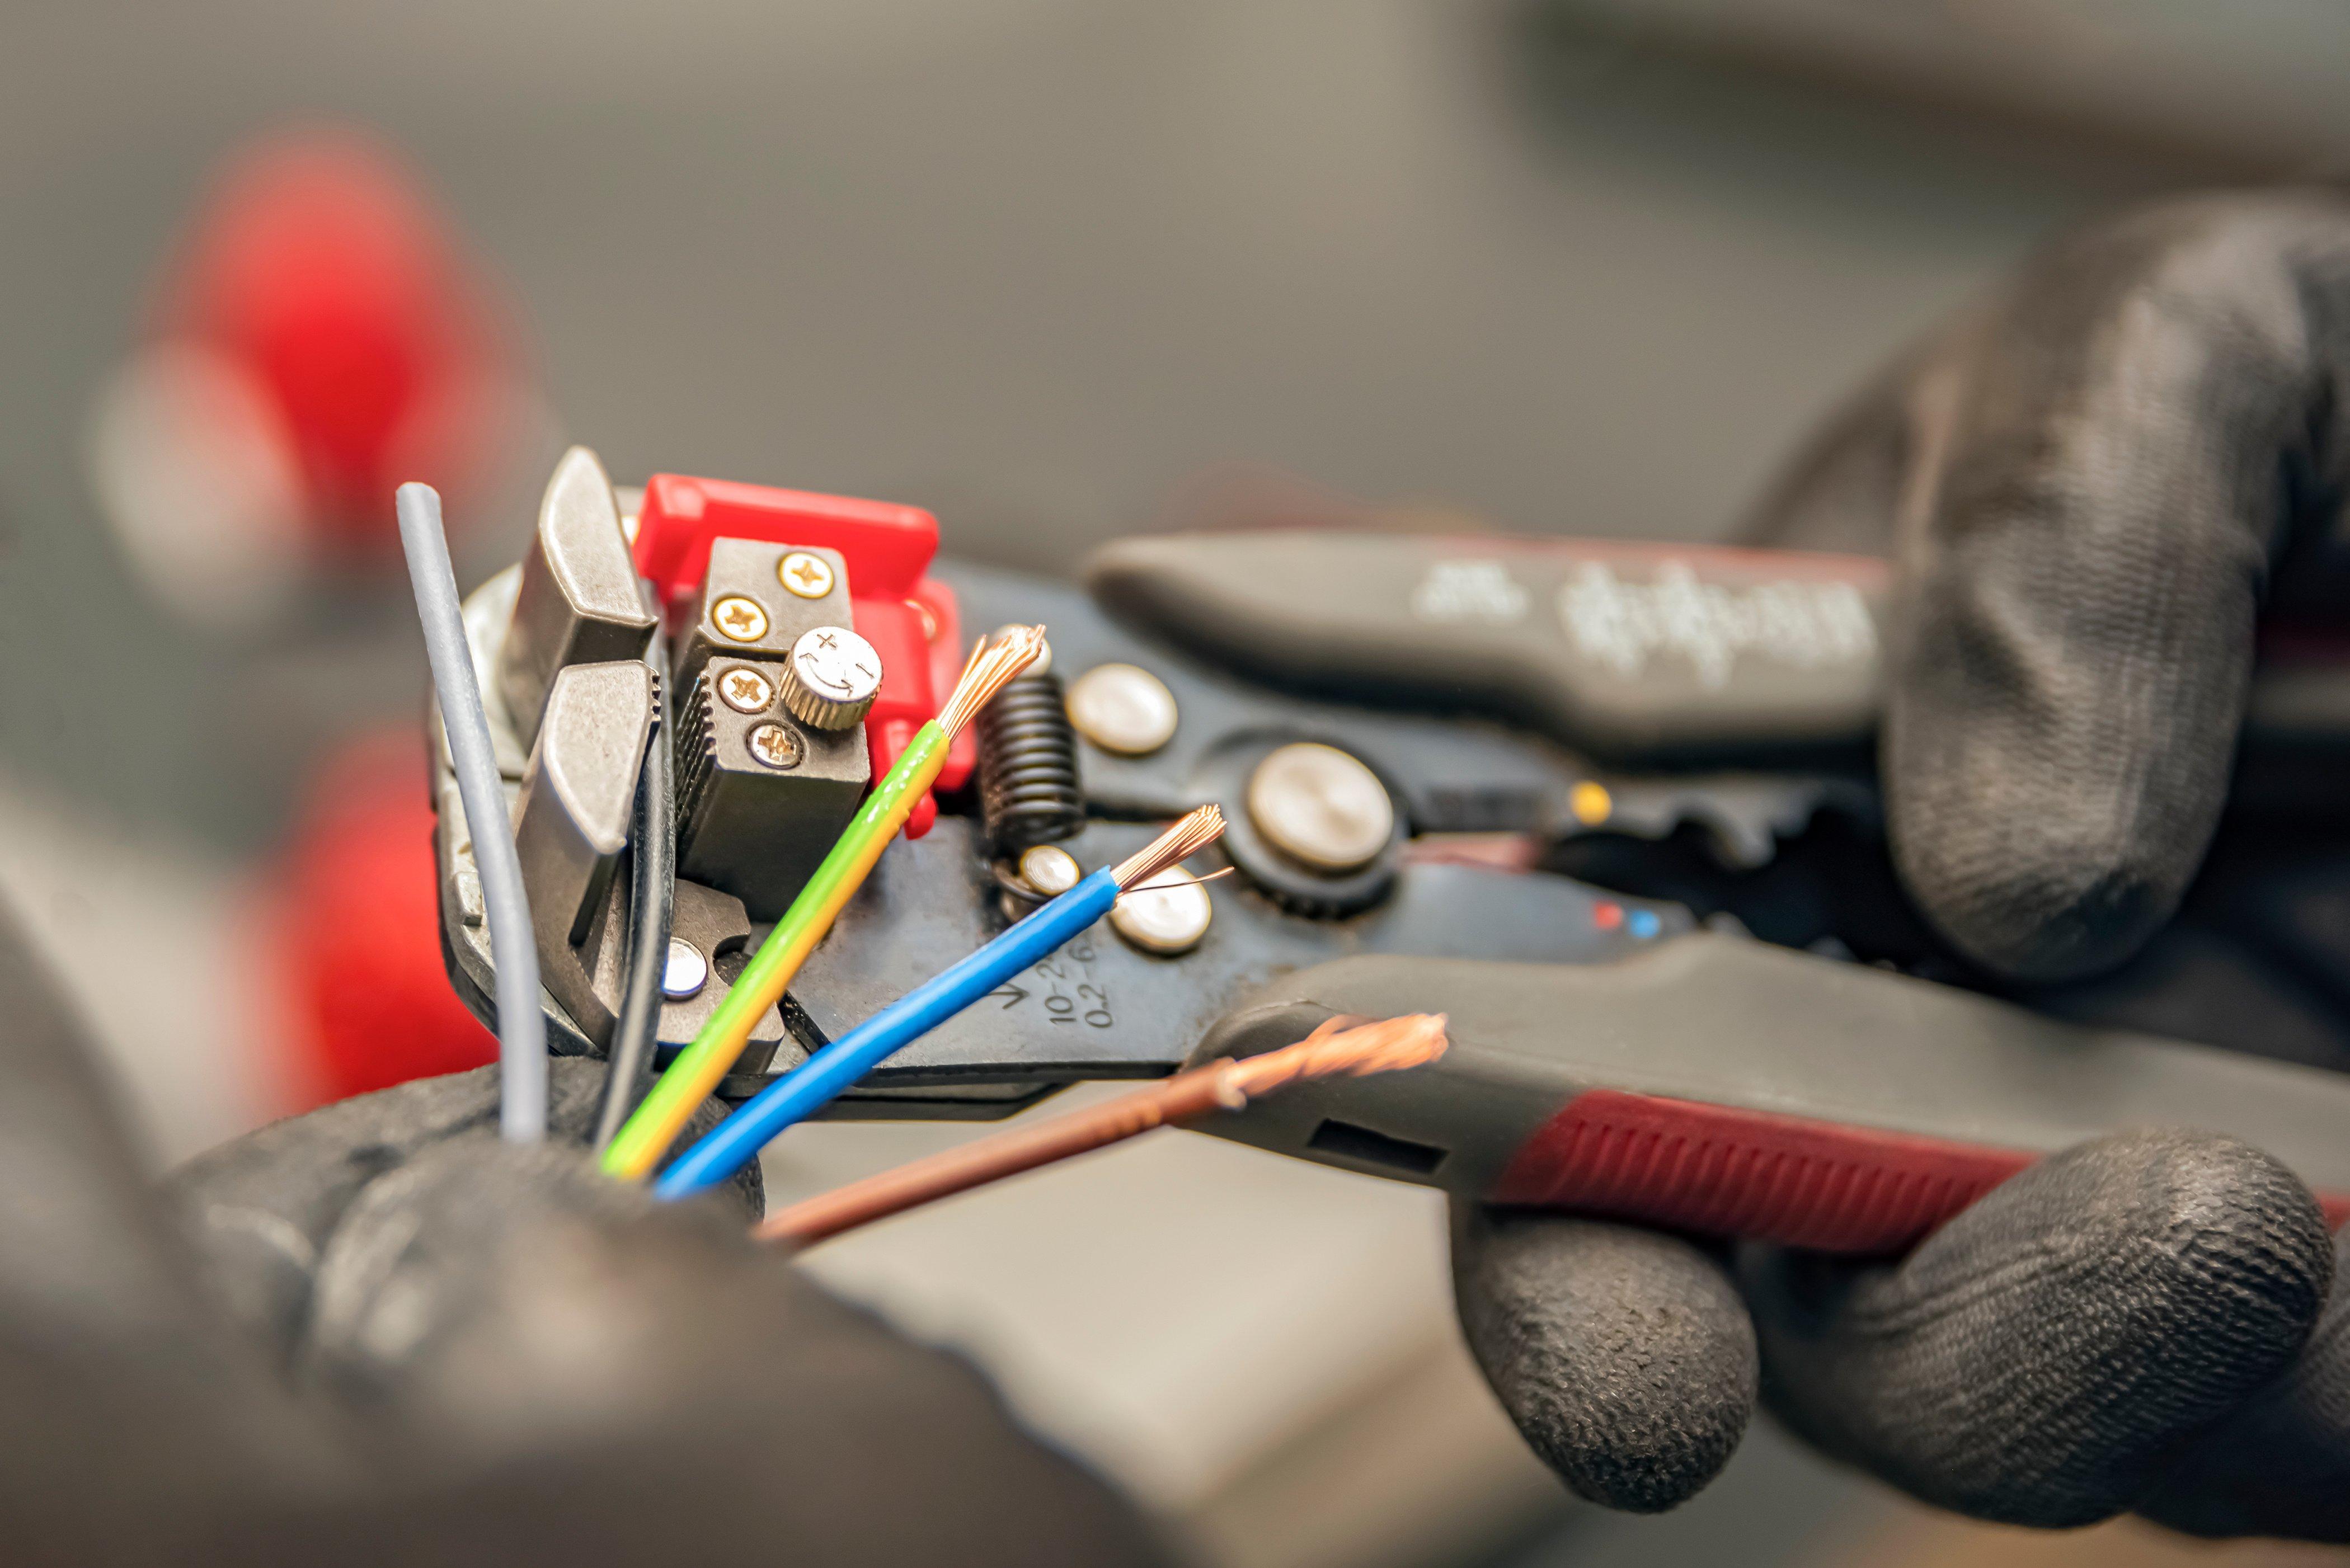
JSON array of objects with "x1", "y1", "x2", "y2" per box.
[
  {"x1": 662, "y1": 939, "x2": 709, "y2": 1000},
  {"x1": 1064, "y1": 662, "x2": 1177, "y2": 756},
  {"x1": 1017, "y1": 842, "x2": 1082, "y2": 897},
  {"x1": 1246, "y1": 742, "x2": 1394, "y2": 872},
  {"x1": 1111, "y1": 878, "x2": 1212, "y2": 955}
]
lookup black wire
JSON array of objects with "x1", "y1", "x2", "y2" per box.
[{"x1": 593, "y1": 621, "x2": 675, "y2": 1151}]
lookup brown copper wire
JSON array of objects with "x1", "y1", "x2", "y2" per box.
[{"x1": 755, "y1": 1013, "x2": 1449, "y2": 1249}]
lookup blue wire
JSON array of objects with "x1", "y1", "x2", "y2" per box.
[{"x1": 654, "y1": 866, "x2": 1124, "y2": 1197}]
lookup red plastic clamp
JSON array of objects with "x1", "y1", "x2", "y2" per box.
[{"x1": 631, "y1": 474, "x2": 971, "y2": 836}]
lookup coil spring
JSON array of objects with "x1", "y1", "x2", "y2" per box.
[{"x1": 975, "y1": 672, "x2": 1083, "y2": 851}]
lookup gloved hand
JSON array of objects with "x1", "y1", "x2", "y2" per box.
[
  {"x1": 0, "y1": 905, "x2": 1168, "y2": 1567},
  {"x1": 1454, "y1": 189, "x2": 2350, "y2": 1537}
]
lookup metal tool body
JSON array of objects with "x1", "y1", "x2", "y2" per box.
[{"x1": 435, "y1": 468, "x2": 2350, "y2": 1250}]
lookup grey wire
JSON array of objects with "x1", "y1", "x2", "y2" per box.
[
  {"x1": 592, "y1": 610, "x2": 674, "y2": 1151},
  {"x1": 396, "y1": 482, "x2": 546, "y2": 1143}
]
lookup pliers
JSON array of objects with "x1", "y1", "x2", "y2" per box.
[{"x1": 434, "y1": 454, "x2": 2350, "y2": 1252}]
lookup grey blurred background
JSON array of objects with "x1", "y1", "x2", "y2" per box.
[{"x1": 3, "y1": 2, "x2": 2348, "y2": 1565}]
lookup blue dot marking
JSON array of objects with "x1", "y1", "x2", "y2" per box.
[{"x1": 1626, "y1": 908, "x2": 1661, "y2": 940}]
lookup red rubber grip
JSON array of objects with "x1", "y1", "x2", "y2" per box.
[
  {"x1": 1493, "y1": 1091, "x2": 2350, "y2": 1254},
  {"x1": 1496, "y1": 1091, "x2": 2036, "y2": 1254}
]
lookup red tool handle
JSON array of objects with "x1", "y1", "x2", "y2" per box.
[{"x1": 1193, "y1": 937, "x2": 2350, "y2": 1255}]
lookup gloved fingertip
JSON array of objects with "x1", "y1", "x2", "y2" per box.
[
  {"x1": 1888, "y1": 808, "x2": 2183, "y2": 982},
  {"x1": 1745, "y1": 1128, "x2": 2330, "y2": 1529},
  {"x1": 1453, "y1": 1209, "x2": 1755, "y2": 1513}
]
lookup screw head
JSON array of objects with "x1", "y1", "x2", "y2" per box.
[
  {"x1": 1111, "y1": 878, "x2": 1213, "y2": 955},
  {"x1": 662, "y1": 939, "x2": 709, "y2": 1000},
  {"x1": 1246, "y1": 742, "x2": 1394, "y2": 872},
  {"x1": 1017, "y1": 843, "x2": 1082, "y2": 897},
  {"x1": 778, "y1": 551, "x2": 836, "y2": 599},
  {"x1": 717, "y1": 665, "x2": 776, "y2": 713},
  {"x1": 746, "y1": 722, "x2": 804, "y2": 769},
  {"x1": 712, "y1": 594, "x2": 769, "y2": 643},
  {"x1": 1064, "y1": 662, "x2": 1177, "y2": 755}
]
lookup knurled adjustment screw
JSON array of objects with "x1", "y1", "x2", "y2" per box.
[{"x1": 782, "y1": 625, "x2": 883, "y2": 731}]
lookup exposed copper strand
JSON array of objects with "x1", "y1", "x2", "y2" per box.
[
  {"x1": 1117, "y1": 867, "x2": 1238, "y2": 898},
  {"x1": 1224, "y1": 1013, "x2": 1449, "y2": 1098},
  {"x1": 1111, "y1": 804, "x2": 1225, "y2": 889},
  {"x1": 755, "y1": 1014, "x2": 1446, "y2": 1249},
  {"x1": 937, "y1": 624, "x2": 1047, "y2": 737}
]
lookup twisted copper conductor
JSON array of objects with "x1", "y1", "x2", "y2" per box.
[
  {"x1": 1112, "y1": 803, "x2": 1226, "y2": 890},
  {"x1": 754, "y1": 1013, "x2": 1449, "y2": 1249},
  {"x1": 938, "y1": 624, "x2": 1048, "y2": 736}
]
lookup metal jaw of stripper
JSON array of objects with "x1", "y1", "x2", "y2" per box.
[{"x1": 439, "y1": 452, "x2": 2350, "y2": 1252}]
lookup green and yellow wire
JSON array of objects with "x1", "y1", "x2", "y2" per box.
[{"x1": 602, "y1": 625, "x2": 1047, "y2": 1180}]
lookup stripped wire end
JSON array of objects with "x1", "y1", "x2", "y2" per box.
[
  {"x1": 938, "y1": 623, "x2": 1048, "y2": 736},
  {"x1": 1112, "y1": 804, "x2": 1226, "y2": 890},
  {"x1": 1218, "y1": 1014, "x2": 1449, "y2": 1106},
  {"x1": 751, "y1": 1011, "x2": 1449, "y2": 1248}
]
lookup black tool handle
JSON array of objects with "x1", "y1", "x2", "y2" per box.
[{"x1": 1087, "y1": 531, "x2": 2349, "y2": 762}]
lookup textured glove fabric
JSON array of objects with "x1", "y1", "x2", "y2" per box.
[
  {"x1": 1741, "y1": 1129, "x2": 2333, "y2": 1532},
  {"x1": 1450, "y1": 1129, "x2": 2340, "y2": 1534},
  {"x1": 1742, "y1": 189, "x2": 2350, "y2": 983},
  {"x1": 1450, "y1": 1211, "x2": 1754, "y2": 1512},
  {"x1": 1453, "y1": 192, "x2": 2350, "y2": 1536},
  {"x1": 0, "y1": 902, "x2": 1170, "y2": 1568}
]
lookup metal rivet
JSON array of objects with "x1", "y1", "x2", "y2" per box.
[
  {"x1": 1065, "y1": 663, "x2": 1176, "y2": 755},
  {"x1": 1018, "y1": 843, "x2": 1081, "y2": 897},
  {"x1": 717, "y1": 665, "x2": 776, "y2": 713},
  {"x1": 779, "y1": 551, "x2": 835, "y2": 599},
  {"x1": 1247, "y1": 742, "x2": 1394, "y2": 872},
  {"x1": 1111, "y1": 879, "x2": 1212, "y2": 955},
  {"x1": 662, "y1": 939, "x2": 709, "y2": 999},
  {"x1": 712, "y1": 595, "x2": 769, "y2": 643},
  {"x1": 746, "y1": 722, "x2": 804, "y2": 769},
  {"x1": 993, "y1": 623, "x2": 1052, "y2": 677}
]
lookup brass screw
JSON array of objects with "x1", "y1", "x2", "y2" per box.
[
  {"x1": 746, "y1": 722, "x2": 804, "y2": 770},
  {"x1": 779, "y1": 552, "x2": 835, "y2": 599},
  {"x1": 712, "y1": 595, "x2": 769, "y2": 643},
  {"x1": 718, "y1": 665, "x2": 776, "y2": 713}
]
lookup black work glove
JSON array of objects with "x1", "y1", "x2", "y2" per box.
[
  {"x1": 1455, "y1": 189, "x2": 2350, "y2": 1537},
  {"x1": 0, "y1": 905, "x2": 1167, "y2": 1567}
]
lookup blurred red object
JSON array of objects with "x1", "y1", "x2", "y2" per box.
[
  {"x1": 271, "y1": 729, "x2": 492, "y2": 1108},
  {"x1": 153, "y1": 127, "x2": 514, "y2": 551}
]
